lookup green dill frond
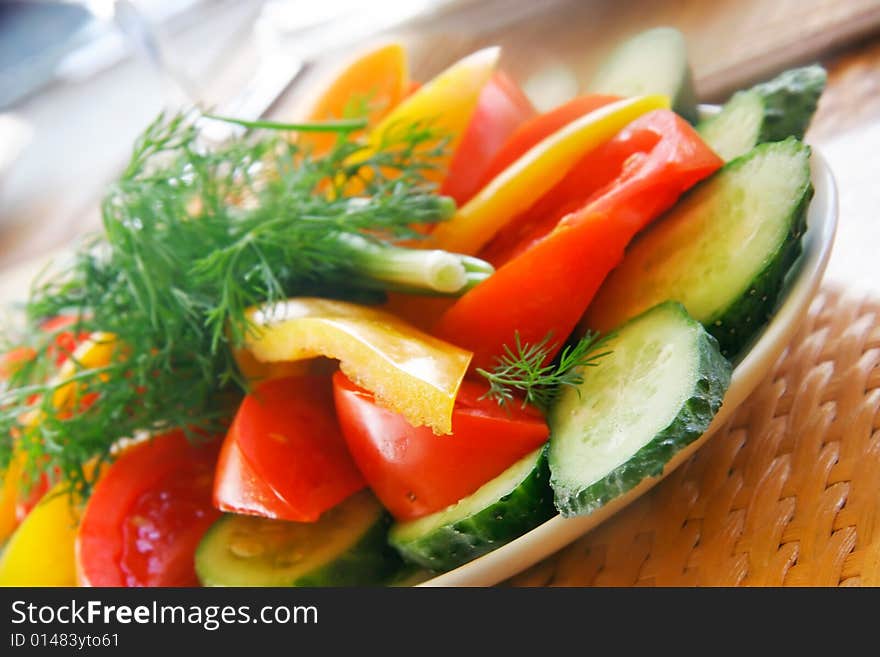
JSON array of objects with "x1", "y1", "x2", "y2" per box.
[
  {"x1": 0, "y1": 109, "x2": 458, "y2": 495},
  {"x1": 477, "y1": 331, "x2": 613, "y2": 412}
]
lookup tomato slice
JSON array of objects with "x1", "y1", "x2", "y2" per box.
[
  {"x1": 440, "y1": 71, "x2": 535, "y2": 205},
  {"x1": 333, "y1": 371, "x2": 549, "y2": 521},
  {"x1": 76, "y1": 431, "x2": 221, "y2": 587},
  {"x1": 214, "y1": 375, "x2": 365, "y2": 522}
]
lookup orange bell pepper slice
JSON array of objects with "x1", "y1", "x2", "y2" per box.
[{"x1": 300, "y1": 42, "x2": 409, "y2": 153}]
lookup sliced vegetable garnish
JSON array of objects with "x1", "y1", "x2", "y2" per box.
[
  {"x1": 0, "y1": 107, "x2": 456, "y2": 492},
  {"x1": 76, "y1": 431, "x2": 221, "y2": 587},
  {"x1": 241, "y1": 298, "x2": 472, "y2": 434},
  {"x1": 0, "y1": 29, "x2": 828, "y2": 588},
  {"x1": 333, "y1": 371, "x2": 549, "y2": 521},
  {"x1": 429, "y1": 94, "x2": 670, "y2": 255},
  {"x1": 214, "y1": 375, "x2": 365, "y2": 522}
]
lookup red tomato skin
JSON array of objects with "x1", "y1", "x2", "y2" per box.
[
  {"x1": 213, "y1": 429, "x2": 290, "y2": 518},
  {"x1": 333, "y1": 371, "x2": 549, "y2": 521},
  {"x1": 77, "y1": 431, "x2": 221, "y2": 587},
  {"x1": 440, "y1": 71, "x2": 534, "y2": 206},
  {"x1": 119, "y1": 453, "x2": 219, "y2": 587},
  {"x1": 215, "y1": 376, "x2": 365, "y2": 523}
]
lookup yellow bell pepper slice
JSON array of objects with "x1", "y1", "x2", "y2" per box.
[
  {"x1": 430, "y1": 94, "x2": 671, "y2": 255},
  {"x1": 0, "y1": 453, "x2": 26, "y2": 543},
  {"x1": 0, "y1": 483, "x2": 82, "y2": 586},
  {"x1": 356, "y1": 46, "x2": 500, "y2": 184},
  {"x1": 240, "y1": 298, "x2": 472, "y2": 434}
]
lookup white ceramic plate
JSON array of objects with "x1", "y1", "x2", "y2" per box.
[
  {"x1": 0, "y1": 140, "x2": 838, "y2": 589},
  {"x1": 417, "y1": 148, "x2": 838, "y2": 586}
]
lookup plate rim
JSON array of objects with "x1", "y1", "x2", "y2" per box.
[{"x1": 417, "y1": 145, "x2": 839, "y2": 587}]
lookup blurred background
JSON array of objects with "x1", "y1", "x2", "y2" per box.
[{"x1": 1, "y1": 0, "x2": 879, "y2": 291}]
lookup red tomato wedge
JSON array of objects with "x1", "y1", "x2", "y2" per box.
[
  {"x1": 437, "y1": 110, "x2": 723, "y2": 371},
  {"x1": 214, "y1": 375, "x2": 365, "y2": 522},
  {"x1": 76, "y1": 431, "x2": 221, "y2": 587},
  {"x1": 440, "y1": 72, "x2": 535, "y2": 206},
  {"x1": 333, "y1": 371, "x2": 549, "y2": 521}
]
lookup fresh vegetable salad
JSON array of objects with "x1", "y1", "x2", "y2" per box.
[{"x1": 0, "y1": 27, "x2": 826, "y2": 586}]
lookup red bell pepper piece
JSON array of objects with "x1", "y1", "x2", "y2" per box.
[
  {"x1": 435, "y1": 109, "x2": 723, "y2": 371},
  {"x1": 477, "y1": 94, "x2": 620, "y2": 188},
  {"x1": 440, "y1": 72, "x2": 535, "y2": 206}
]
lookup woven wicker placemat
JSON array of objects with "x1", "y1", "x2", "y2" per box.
[{"x1": 507, "y1": 285, "x2": 880, "y2": 586}]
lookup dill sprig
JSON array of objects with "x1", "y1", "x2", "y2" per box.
[
  {"x1": 476, "y1": 331, "x2": 613, "y2": 412},
  {"x1": 0, "y1": 109, "x2": 458, "y2": 496}
]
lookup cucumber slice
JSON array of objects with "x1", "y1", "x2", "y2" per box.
[
  {"x1": 389, "y1": 447, "x2": 554, "y2": 572},
  {"x1": 550, "y1": 301, "x2": 731, "y2": 517},
  {"x1": 583, "y1": 138, "x2": 813, "y2": 359},
  {"x1": 698, "y1": 65, "x2": 826, "y2": 161},
  {"x1": 587, "y1": 27, "x2": 698, "y2": 123},
  {"x1": 195, "y1": 491, "x2": 404, "y2": 586}
]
